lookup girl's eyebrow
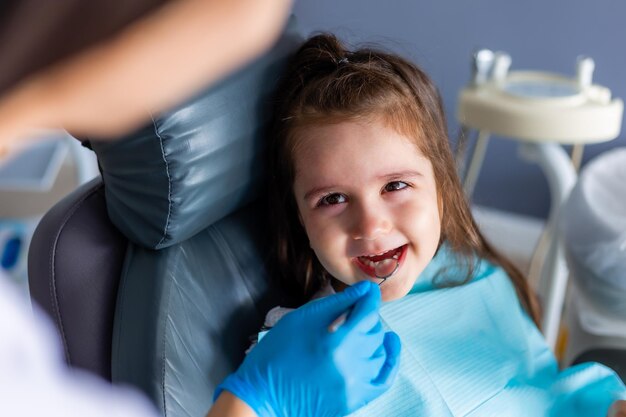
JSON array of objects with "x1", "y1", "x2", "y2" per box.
[
  {"x1": 303, "y1": 185, "x2": 339, "y2": 202},
  {"x1": 378, "y1": 170, "x2": 422, "y2": 181},
  {"x1": 302, "y1": 170, "x2": 422, "y2": 202}
]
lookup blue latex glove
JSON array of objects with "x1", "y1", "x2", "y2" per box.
[{"x1": 215, "y1": 281, "x2": 401, "y2": 417}]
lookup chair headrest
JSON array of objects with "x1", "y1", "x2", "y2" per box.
[{"x1": 90, "y1": 19, "x2": 302, "y2": 249}]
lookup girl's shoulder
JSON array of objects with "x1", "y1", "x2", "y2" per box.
[
  {"x1": 263, "y1": 305, "x2": 295, "y2": 329},
  {"x1": 265, "y1": 282, "x2": 335, "y2": 327},
  {"x1": 248, "y1": 282, "x2": 336, "y2": 352}
]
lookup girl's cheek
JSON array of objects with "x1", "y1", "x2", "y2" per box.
[
  {"x1": 315, "y1": 203, "x2": 346, "y2": 217},
  {"x1": 308, "y1": 216, "x2": 339, "y2": 239},
  {"x1": 304, "y1": 207, "x2": 347, "y2": 235},
  {"x1": 303, "y1": 214, "x2": 334, "y2": 240}
]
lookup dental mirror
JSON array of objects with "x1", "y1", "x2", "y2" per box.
[{"x1": 375, "y1": 258, "x2": 400, "y2": 284}]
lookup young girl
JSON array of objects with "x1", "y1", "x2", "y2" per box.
[{"x1": 263, "y1": 33, "x2": 626, "y2": 416}]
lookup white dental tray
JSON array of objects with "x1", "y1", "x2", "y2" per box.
[{"x1": 457, "y1": 71, "x2": 623, "y2": 144}]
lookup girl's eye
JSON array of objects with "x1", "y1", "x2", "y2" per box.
[
  {"x1": 384, "y1": 181, "x2": 409, "y2": 192},
  {"x1": 317, "y1": 193, "x2": 347, "y2": 206}
]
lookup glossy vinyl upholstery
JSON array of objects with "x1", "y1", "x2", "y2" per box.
[
  {"x1": 113, "y1": 201, "x2": 282, "y2": 416},
  {"x1": 28, "y1": 18, "x2": 302, "y2": 416},
  {"x1": 90, "y1": 26, "x2": 302, "y2": 250},
  {"x1": 28, "y1": 178, "x2": 128, "y2": 380}
]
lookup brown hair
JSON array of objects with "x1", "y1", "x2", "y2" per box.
[{"x1": 267, "y1": 33, "x2": 541, "y2": 326}]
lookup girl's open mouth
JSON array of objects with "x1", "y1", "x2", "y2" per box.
[{"x1": 353, "y1": 244, "x2": 408, "y2": 279}]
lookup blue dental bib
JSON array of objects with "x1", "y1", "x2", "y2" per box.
[{"x1": 350, "y1": 247, "x2": 625, "y2": 416}]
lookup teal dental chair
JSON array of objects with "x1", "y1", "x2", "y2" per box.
[{"x1": 28, "y1": 21, "x2": 302, "y2": 417}]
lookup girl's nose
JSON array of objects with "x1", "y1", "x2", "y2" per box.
[{"x1": 350, "y1": 203, "x2": 392, "y2": 241}]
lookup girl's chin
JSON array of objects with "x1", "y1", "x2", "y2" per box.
[
  {"x1": 379, "y1": 279, "x2": 413, "y2": 301},
  {"x1": 331, "y1": 274, "x2": 415, "y2": 301}
]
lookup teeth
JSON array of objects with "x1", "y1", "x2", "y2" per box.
[
  {"x1": 363, "y1": 247, "x2": 404, "y2": 260},
  {"x1": 360, "y1": 258, "x2": 374, "y2": 267},
  {"x1": 364, "y1": 248, "x2": 393, "y2": 259}
]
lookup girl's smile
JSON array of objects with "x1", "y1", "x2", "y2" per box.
[
  {"x1": 353, "y1": 243, "x2": 408, "y2": 280},
  {"x1": 292, "y1": 118, "x2": 442, "y2": 301}
]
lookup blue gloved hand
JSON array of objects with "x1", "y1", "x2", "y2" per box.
[{"x1": 215, "y1": 281, "x2": 401, "y2": 417}]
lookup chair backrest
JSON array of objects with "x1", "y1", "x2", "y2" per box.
[
  {"x1": 113, "y1": 201, "x2": 280, "y2": 416},
  {"x1": 28, "y1": 19, "x2": 302, "y2": 416},
  {"x1": 28, "y1": 178, "x2": 127, "y2": 380}
]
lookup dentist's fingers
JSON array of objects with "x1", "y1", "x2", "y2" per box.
[
  {"x1": 352, "y1": 320, "x2": 386, "y2": 360},
  {"x1": 341, "y1": 282, "x2": 381, "y2": 334},
  {"x1": 371, "y1": 331, "x2": 401, "y2": 387},
  {"x1": 368, "y1": 320, "x2": 383, "y2": 336},
  {"x1": 295, "y1": 280, "x2": 373, "y2": 324},
  {"x1": 369, "y1": 326, "x2": 387, "y2": 359}
]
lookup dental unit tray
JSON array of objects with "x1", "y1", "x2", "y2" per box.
[
  {"x1": 455, "y1": 50, "x2": 623, "y2": 350},
  {"x1": 457, "y1": 53, "x2": 623, "y2": 143}
]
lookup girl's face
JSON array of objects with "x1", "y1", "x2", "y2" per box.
[{"x1": 292, "y1": 119, "x2": 441, "y2": 301}]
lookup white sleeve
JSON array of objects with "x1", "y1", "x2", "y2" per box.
[{"x1": 0, "y1": 273, "x2": 159, "y2": 417}]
